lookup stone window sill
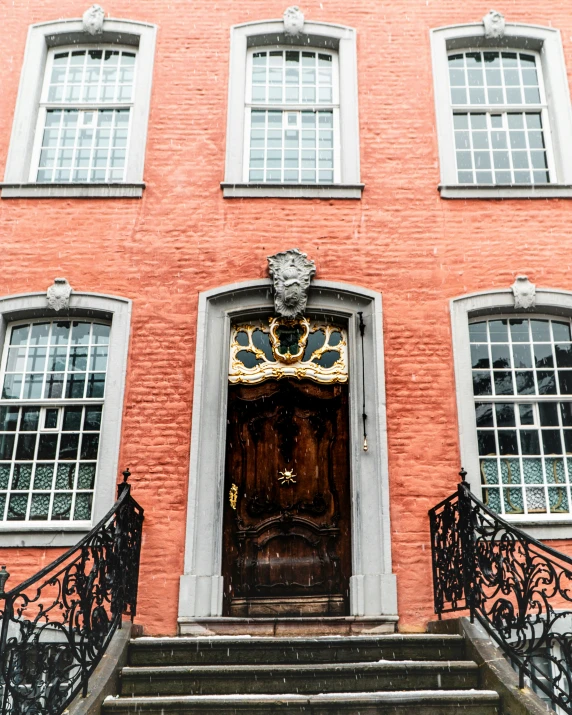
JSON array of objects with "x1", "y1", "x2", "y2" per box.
[
  {"x1": 221, "y1": 182, "x2": 364, "y2": 199},
  {"x1": 507, "y1": 519, "x2": 572, "y2": 541},
  {"x1": 439, "y1": 184, "x2": 572, "y2": 199},
  {"x1": 0, "y1": 527, "x2": 90, "y2": 548},
  {"x1": 0, "y1": 183, "x2": 145, "y2": 198}
]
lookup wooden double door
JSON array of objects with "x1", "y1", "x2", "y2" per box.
[{"x1": 222, "y1": 379, "x2": 351, "y2": 617}]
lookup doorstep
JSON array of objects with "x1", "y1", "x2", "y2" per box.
[{"x1": 177, "y1": 616, "x2": 399, "y2": 637}]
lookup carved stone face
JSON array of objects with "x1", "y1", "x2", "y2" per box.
[
  {"x1": 46, "y1": 277, "x2": 73, "y2": 312},
  {"x1": 83, "y1": 4, "x2": 105, "y2": 36},
  {"x1": 267, "y1": 249, "x2": 316, "y2": 319},
  {"x1": 283, "y1": 6, "x2": 305, "y2": 36},
  {"x1": 483, "y1": 9, "x2": 505, "y2": 39},
  {"x1": 511, "y1": 275, "x2": 536, "y2": 310}
]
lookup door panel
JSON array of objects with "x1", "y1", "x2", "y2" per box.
[{"x1": 222, "y1": 379, "x2": 351, "y2": 617}]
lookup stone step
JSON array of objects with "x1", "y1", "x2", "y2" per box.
[
  {"x1": 103, "y1": 689, "x2": 500, "y2": 715},
  {"x1": 120, "y1": 660, "x2": 479, "y2": 697},
  {"x1": 129, "y1": 634, "x2": 466, "y2": 666}
]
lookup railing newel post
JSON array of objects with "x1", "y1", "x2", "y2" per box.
[
  {"x1": 457, "y1": 474, "x2": 476, "y2": 625},
  {"x1": 0, "y1": 574, "x2": 12, "y2": 715}
]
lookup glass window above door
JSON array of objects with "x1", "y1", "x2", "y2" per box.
[{"x1": 229, "y1": 318, "x2": 348, "y2": 385}]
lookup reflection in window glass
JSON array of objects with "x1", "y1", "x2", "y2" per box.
[
  {"x1": 471, "y1": 317, "x2": 572, "y2": 517},
  {"x1": 0, "y1": 405, "x2": 101, "y2": 522},
  {"x1": 2, "y1": 321, "x2": 109, "y2": 401},
  {"x1": 0, "y1": 319, "x2": 110, "y2": 523}
]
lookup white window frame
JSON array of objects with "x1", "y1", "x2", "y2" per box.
[
  {"x1": 29, "y1": 44, "x2": 137, "y2": 185},
  {"x1": 221, "y1": 18, "x2": 362, "y2": 199},
  {"x1": 1, "y1": 16, "x2": 157, "y2": 199},
  {"x1": 0, "y1": 291, "x2": 131, "y2": 547},
  {"x1": 243, "y1": 46, "x2": 341, "y2": 185},
  {"x1": 451, "y1": 287, "x2": 572, "y2": 540},
  {"x1": 431, "y1": 22, "x2": 572, "y2": 199}
]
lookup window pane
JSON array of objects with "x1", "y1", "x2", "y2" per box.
[{"x1": 7, "y1": 494, "x2": 28, "y2": 520}]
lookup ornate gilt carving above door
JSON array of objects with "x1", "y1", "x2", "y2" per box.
[{"x1": 229, "y1": 318, "x2": 348, "y2": 385}]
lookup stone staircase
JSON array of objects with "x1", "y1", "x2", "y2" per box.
[{"x1": 102, "y1": 633, "x2": 500, "y2": 714}]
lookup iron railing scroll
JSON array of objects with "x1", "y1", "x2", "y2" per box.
[
  {"x1": 0, "y1": 468, "x2": 144, "y2": 715},
  {"x1": 429, "y1": 470, "x2": 572, "y2": 713}
]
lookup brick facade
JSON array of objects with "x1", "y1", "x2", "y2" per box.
[{"x1": 1, "y1": 0, "x2": 572, "y2": 635}]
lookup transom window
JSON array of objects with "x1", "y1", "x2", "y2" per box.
[
  {"x1": 2, "y1": 320, "x2": 109, "y2": 401},
  {"x1": 245, "y1": 48, "x2": 339, "y2": 184},
  {"x1": 448, "y1": 50, "x2": 552, "y2": 184},
  {"x1": 0, "y1": 319, "x2": 110, "y2": 524},
  {"x1": 470, "y1": 317, "x2": 572, "y2": 517},
  {"x1": 32, "y1": 47, "x2": 136, "y2": 184},
  {"x1": 229, "y1": 318, "x2": 347, "y2": 384}
]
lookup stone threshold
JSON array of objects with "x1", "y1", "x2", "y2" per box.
[{"x1": 178, "y1": 616, "x2": 399, "y2": 637}]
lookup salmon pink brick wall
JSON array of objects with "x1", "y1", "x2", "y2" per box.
[{"x1": 1, "y1": 0, "x2": 572, "y2": 635}]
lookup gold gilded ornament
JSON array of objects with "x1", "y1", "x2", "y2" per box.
[
  {"x1": 228, "y1": 320, "x2": 348, "y2": 385},
  {"x1": 229, "y1": 483, "x2": 238, "y2": 509}
]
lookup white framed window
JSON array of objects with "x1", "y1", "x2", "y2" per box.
[
  {"x1": 469, "y1": 316, "x2": 572, "y2": 519},
  {"x1": 0, "y1": 291, "x2": 131, "y2": 547},
  {"x1": 431, "y1": 22, "x2": 572, "y2": 198},
  {"x1": 245, "y1": 47, "x2": 340, "y2": 184},
  {"x1": 31, "y1": 46, "x2": 136, "y2": 184},
  {"x1": 1, "y1": 16, "x2": 156, "y2": 199},
  {"x1": 222, "y1": 18, "x2": 362, "y2": 199},
  {"x1": 0, "y1": 319, "x2": 109, "y2": 524},
  {"x1": 451, "y1": 287, "x2": 572, "y2": 540}
]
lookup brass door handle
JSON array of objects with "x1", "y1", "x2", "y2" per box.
[{"x1": 229, "y1": 483, "x2": 238, "y2": 509}]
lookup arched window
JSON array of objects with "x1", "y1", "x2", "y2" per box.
[
  {"x1": 221, "y1": 16, "x2": 361, "y2": 199},
  {"x1": 0, "y1": 290, "x2": 131, "y2": 546},
  {"x1": 448, "y1": 49, "x2": 551, "y2": 186},
  {"x1": 451, "y1": 287, "x2": 572, "y2": 538},
  {"x1": 431, "y1": 20, "x2": 572, "y2": 198},
  {"x1": 1, "y1": 15, "x2": 157, "y2": 198},
  {"x1": 33, "y1": 46, "x2": 136, "y2": 184},
  {"x1": 0, "y1": 319, "x2": 110, "y2": 524},
  {"x1": 245, "y1": 47, "x2": 339, "y2": 185},
  {"x1": 469, "y1": 315, "x2": 572, "y2": 518}
]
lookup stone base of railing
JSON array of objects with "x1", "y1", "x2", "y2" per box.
[
  {"x1": 428, "y1": 617, "x2": 549, "y2": 715},
  {"x1": 66, "y1": 622, "x2": 143, "y2": 715}
]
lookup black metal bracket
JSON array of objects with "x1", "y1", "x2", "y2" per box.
[{"x1": 357, "y1": 312, "x2": 368, "y2": 451}]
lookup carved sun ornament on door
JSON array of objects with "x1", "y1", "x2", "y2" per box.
[
  {"x1": 229, "y1": 318, "x2": 348, "y2": 385},
  {"x1": 278, "y1": 469, "x2": 297, "y2": 485}
]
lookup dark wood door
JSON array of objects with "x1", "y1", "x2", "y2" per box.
[{"x1": 222, "y1": 379, "x2": 351, "y2": 617}]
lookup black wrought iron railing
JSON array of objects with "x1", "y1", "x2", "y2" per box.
[
  {"x1": 429, "y1": 470, "x2": 572, "y2": 713},
  {"x1": 0, "y1": 469, "x2": 143, "y2": 715}
]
